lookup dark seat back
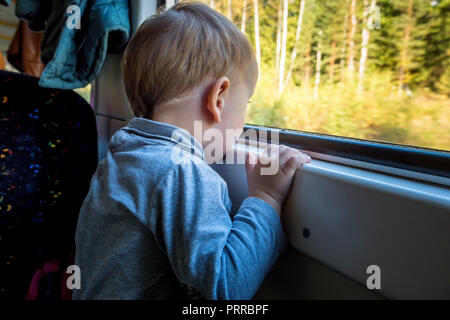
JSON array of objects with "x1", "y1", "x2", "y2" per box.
[{"x1": 0, "y1": 70, "x2": 97, "y2": 299}]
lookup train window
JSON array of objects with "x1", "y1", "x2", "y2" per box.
[
  {"x1": 74, "y1": 84, "x2": 92, "y2": 104},
  {"x1": 201, "y1": 0, "x2": 450, "y2": 152}
]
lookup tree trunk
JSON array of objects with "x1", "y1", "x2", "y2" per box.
[
  {"x1": 209, "y1": 0, "x2": 214, "y2": 9},
  {"x1": 278, "y1": 0, "x2": 289, "y2": 93},
  {"x1": 314, "y1": 30, "x2": 323, "y2": 99},
  {"x1": 275, "y1": 0, "x2": 282, "y2": 79},
  {"x1": 227, "y1": 0, "x2": 232, "y2": 20},
  {"x1": 329, "y1": 38, "x2": 337, "y2": 83},
  {"x1": 398, "y1": 0, "x2": 413, "y2": 96},
  {"x1": 304, "y1": 40, "x2": 311, "y2": 87},
  {"x1": 254, "y1": 0, "x2": 261, "y2": 75},
  {"x1": 347, "y1": 0, "x2": 357, "y2": 78},
  {"x1": 340, "y1": 5, "x2": 349, "y2": 82},
  {"x1": 241, "y1": 0, "x2": 247, "y2": 33},
  {"x1": 358, "y1": 0, "x2": 376, "y2": 93},
  {"x1": 285, "y1": 0, "x2": 306, "y2": 87}
]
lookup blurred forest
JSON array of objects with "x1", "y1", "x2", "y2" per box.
[{"x1": 195, "y1": 0, "x2": 450, "y2": 151}]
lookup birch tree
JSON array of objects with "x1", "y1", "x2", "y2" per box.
[
  {"x1": 278, "y1": 0, "x2": 289, "y2": 93},
  {"x1": 254, "y1": 0, "x2": 261, "y2": 75},
  {"x1": 398, "y1": 0, "x2": 414, "y2": 96},
  {"x1": 209, "y1": 0, "x2": 214, "y2": 10},
  {"x1": 241, "y1": 0, "x2": 247, "y2": 33},
  {"x1": 304, "y1": 40, "x2": 311, "y2": 87},
  {"x1": 314, "y1": 30, "x2": 323, "y2": 99},
  {"x1": 227, "y1": 0, "x2": 232, "y2": 20},
  {"x1": 358, "y1": 0, "x2": 377, "y2": 93},
  {"x1": 340, "y1": 2, "x2": 349, "y2": 82},
  {"x1": 329, "y1": 38, "x2": 337, "y2": 83},
  {"x1": 275, "y1": 0, "x2": 282, "y2": 79},
  {"x1": 285, "y1": 0, "x2": 306, "y2": 87},
  {"x1": 347, "y1": 0, "x2": 357, "y2": 78}
]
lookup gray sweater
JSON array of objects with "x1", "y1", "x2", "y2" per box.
[{"x1": 73, "y1": 117, "x2": 287, "y2": 299}]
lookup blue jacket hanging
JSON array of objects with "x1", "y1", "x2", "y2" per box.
[{"x1": 2, "y1": 0, "x2": 130, "y2": 89}]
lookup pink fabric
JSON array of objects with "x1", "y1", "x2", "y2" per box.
[
  {"x1": 25, "y1": 257, "x2": 73, "y2": 300},
  {"x1": 25, "y1": 259, "x2": 61, "y2": 300},
  {"x1": 61, "y1": 269, "x2": 72, "y2": 300}
]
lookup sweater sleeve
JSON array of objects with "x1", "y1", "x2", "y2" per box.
[{"x1": 149, "y1": 161, "x2": 288, "y2": 300}]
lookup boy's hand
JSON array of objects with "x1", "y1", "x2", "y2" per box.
[{"x1": 245, "y1": 145, "x2": 311, "y2": 216}]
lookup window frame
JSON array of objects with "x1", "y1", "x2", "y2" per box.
[{"x1": 244, "y1": 124, "x2": 450, "y2": 180}]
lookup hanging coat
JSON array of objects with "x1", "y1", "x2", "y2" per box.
[{"x1": 1, "y1": 0, "x2": 130, "y2": 89}]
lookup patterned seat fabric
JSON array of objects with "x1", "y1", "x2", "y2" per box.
[{"x1": 0, "y1": 70, "x2": 97, "y2": 299}]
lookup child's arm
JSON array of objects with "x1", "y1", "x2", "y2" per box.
[{"x1": 151, "y1": 146, "x2": 310, "y2": 300}]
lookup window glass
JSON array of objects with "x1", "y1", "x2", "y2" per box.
[
  {"x1": 201, "y1": 0, "x2": 450, "y2": 151},
  {"x1": 74, "y1": 84, "x2": 92, "y2": 104}
]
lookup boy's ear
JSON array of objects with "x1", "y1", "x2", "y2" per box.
[{"x1": 206, "y1": 77, "x2": 229, "y2": 123}]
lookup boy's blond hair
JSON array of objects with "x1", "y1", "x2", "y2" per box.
[{"x1": 122, "y1": 2, "x2": 256, "y2": 118}]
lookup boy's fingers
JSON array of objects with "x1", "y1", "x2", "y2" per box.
[
  {"x1": 295, "y1": 152, "x2": 311, "y2": 165},
  {"x1": 282, "y1": 148, "x2": 311, "y2": 163},
  {"x1": 285, "y1": 154, "x2": 302, "y2": 171},
  {"x1": 262, "y1": 144, "x2": 280, "y2": 158},
  {"x1": 245, "y1": 151, "x2": 257, "y2": 169},
  {"x1": 259, "y1": 145, "x2": 312, "y2": 170},
  {"x1": 278, "y1": 145, "x2": 292, "y2": 157},
  {"x1": 280, "y1": 148, "x2": 298, "y2": 165},
  {"x1": 259, "y1": 145, "x2": 277, "y2": 167},
  {"x1": 285, "y1": 152, "x2": 311, "y2": 171},
  {"x1": 299, "y1": 151, "x2": 312, "y2": 163}
]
